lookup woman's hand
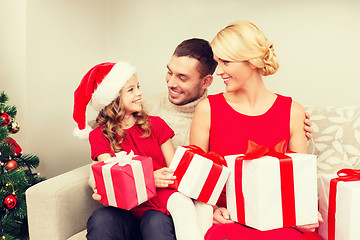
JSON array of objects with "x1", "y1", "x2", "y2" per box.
[
  {"x1": 154, "y1": 167, "x2": 176, "y2": 188},
  {"x1": 295, "y1": 211, "x2": 323, "y2": 232},
  {"x1": 213, "y1": 206, "x2": 234, "y2": 225}
]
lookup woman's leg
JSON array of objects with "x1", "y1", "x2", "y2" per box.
[
  {"x1": 167, "y1": 192, "x2": 203, "y2": 240},
  {"x1": 194, "y1": 200, "x2": 213, "y2": 236}
]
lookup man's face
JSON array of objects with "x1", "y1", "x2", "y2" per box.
[{"x1": 166, "y1": 55, "x2": 205, "y2": 105}]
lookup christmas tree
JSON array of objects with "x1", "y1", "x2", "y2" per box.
[{"x1": 0, "y1": 92, "x2": 45, "y2": 240}]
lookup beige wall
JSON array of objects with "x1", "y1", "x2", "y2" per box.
[{"x1": 1, "y1": 0, "x2": 359, "y2": 178}]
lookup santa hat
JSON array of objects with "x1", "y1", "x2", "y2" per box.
[{"x1": 73, "y1": 61, "x2": 136, "y2": 139}]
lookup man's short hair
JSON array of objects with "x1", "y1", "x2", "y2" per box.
[{"x1": 173, "y1": 38, "x2": 217, "y2": 78}]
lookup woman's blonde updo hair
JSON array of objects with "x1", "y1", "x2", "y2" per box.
[{"x1": 211, "y1": 20, "x2": 279, "y2": 76}]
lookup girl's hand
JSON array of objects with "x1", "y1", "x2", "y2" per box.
[
  {"x1": 295, "y1": 211, "x2": 323, "y2": 232},
  {"x1": 154, "y1": 167, "x2": 176, "y2": 188},
  {"x1": 90, "y1": 183, "x2": 102, "y2": 201},
  {"x1": 213, "y1": 206, "x2": 234, "y2": 225}
]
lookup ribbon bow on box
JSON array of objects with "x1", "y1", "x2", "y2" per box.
[
  {"x1": 234, "y1": 140, "x2": 297, "y2": 228},
  {"x1": 328, "y1": 169, "x2": 360, "y2": 240},
  {"x1": 104, "y1": 150, "x2": 136, "y2": 165}
]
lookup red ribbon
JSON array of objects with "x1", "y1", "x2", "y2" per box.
[
  {"x1": 328, "y1": 169, "x2": 360, "y2": 240},
  {"x1": 169, "y1": 145, "x2": 227, "y2": 203},
  {"x1": 234, "y1": 140, "x2": 297, "y2": 228}
]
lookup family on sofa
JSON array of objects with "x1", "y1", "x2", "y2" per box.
[{"x1": 71, "y1": 20, "x2": 327, "y2": 240}]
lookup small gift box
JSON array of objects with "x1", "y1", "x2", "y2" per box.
[
  {"x1": 91, "y1": 151, "x2": 156, "y2": 210},
  {"x1": 168, "y1": 145, "x2": 230, "y2": 205},
  {"x1": 225, "y1": 140, "x2": 318, "y2": 231},
  {"x1": 318, "y1": 169, "x2": 360, "y2": 240}
]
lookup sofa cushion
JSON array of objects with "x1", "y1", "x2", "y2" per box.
[
  {"x1": 305, "y1": 106, "x2": 360, "y2": 177},
  {"x1": 67, "y1": 230, "x2": 86, "y2": 240}
]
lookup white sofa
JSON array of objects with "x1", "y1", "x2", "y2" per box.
[{"x1": 25, "y1": 106, "x2": 360, "y2": 240}]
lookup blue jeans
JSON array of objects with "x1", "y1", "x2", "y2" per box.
[
  {"x1": 87, "y1": 207, "x2": 176, "y2": 240},
  {"x1": 141, "y1": 210, "x2": 176, "y2": 240}
]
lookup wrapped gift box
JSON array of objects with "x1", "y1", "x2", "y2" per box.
[
  {"x1": 168, "y1": 145, "x2": 230, "y2": 205},
  {"x1": 91, "y1": 151, "x2": 156, "y2": 210},
  {"x1": 318, "y1": 170, "x2": 360, "y2": 240},
  {"x1": 225, "y1": 144, "x2": 318, "y2": 231}
]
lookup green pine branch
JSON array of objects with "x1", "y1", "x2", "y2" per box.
[
  {"x1": 0, "y1": 143, "x2": 12, "y2": 163},
  {"x1": 0, "y1": 91, "x2": 8, "y2": 104},
  {"x1": 15, "y1": 154, "x2": 40, "y2": 169},
  {"x1": 1, "y1": 106, "x2": 17, "y2": 119},
  {"x1": 0, "y1": 126, "x2": 9, "y2": 141}
]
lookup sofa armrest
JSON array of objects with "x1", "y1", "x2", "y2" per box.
[{"x1": 26, "y1": 164, "x2": 102, "y2": 240}]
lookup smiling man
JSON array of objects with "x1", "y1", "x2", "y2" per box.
[{"x1": 143, "y1": 38, "x2": 217, "y2": 149}]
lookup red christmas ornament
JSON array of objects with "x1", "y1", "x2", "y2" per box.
[
  {"x1": 5, "y1": 160, "x2": 18, "y2": 171},
  {"x1": 0, "y1": 112, "x2": 10, "y2": 126},
  {"x1": 3, "y1": 194, "x2": 18, "y2": 209}
]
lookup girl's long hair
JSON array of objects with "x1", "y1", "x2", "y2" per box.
[{"x1": 95, "y1": 95, "x2": 151, "y2": 153}]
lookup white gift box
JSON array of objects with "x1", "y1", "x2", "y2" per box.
[
  {"x1": 318, "y1": 173, "x2": 360, "y2": 240},
  {"x1": 225, "y1": 153, "x2": 318, "y2": 231},
  {"x1": 169, "y1": 146, "x2": 230, "y2": 205}
]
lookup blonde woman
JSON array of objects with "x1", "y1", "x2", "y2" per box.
[{"x1": 190, "y1": 20, "x2": 323, "y2": 240}]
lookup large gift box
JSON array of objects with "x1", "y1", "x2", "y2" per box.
[
  {"x1": 168, "y1": 145, "x2": 230, "y2": 205},
  {"x1": 225, "y1": 140, "x2": 318, "y2": 231},
  {"x1": 91, "y1": 151, "x2": 156, "y2": 210},
  {"x1": 318, "y1": 169, "x2": 360, "y2": 240}
]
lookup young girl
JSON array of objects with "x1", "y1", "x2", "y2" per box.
[
  {"x1": 73, "y1": 61, "x2": 212, "y2": 240},
  {"x1": 190, "y1": 20, "x2": 323, "y2": 240}
]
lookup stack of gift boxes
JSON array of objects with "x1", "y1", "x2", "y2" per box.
[{"x1": 91, "y1": 143, "x2": 360, "y2": 239}]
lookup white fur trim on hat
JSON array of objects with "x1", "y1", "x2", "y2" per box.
[
  {"x1": 73, "y1": 125, "x2": 93, "y2": 139},
  {"x1": 91, "y1": 61, "x2": 137, "y2": 111}
]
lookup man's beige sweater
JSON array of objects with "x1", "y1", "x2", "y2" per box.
[{"x1": 142, "y1": 91, "x2": 208, "y2": 149}]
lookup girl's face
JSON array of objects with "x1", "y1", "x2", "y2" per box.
[
  {"x1": 120, "y1": 74, "x2": 142, "y2": 116},
  {"x1": 214, "y1": 56, "x2": 254, "y2": 92}
]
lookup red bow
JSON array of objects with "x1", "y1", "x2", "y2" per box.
[
  {"x1": 328, "y1": 169, "x2": 360, "y2": 240},
  {"x1": 234, "y1": 140, "x2": 296, "y2": 228},
  {"x1": 185, "y1": 145, "x2": 227, "y2": 167},
  {"x1": 239, "y1": 139, "x2": 289, "y2": 159}
]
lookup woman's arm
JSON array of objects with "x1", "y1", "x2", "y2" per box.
[
  {"x1": 190, "y1": 99, "x2": 235, "y2": 224},
  {"x1": 288, "y1": 101, "x2": 308, "y2": 153},
  {"x1": 189, "y1": 99, "x2": 211, "y2": 151}
]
